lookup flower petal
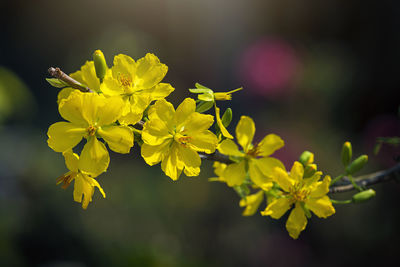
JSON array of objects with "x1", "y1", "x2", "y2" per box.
[
  {"x1": 217, "y1": 139, "x2": 243, "y2": 157},
  {"x1": 63, "y1": 150, "x2": 79, "y2": 172},
  {"x1": 223, "y1": 161, "x2": 246, "y2": 186},
  {"x1": 261, "y1": 197, "x2": 292, "y2": 219},
  {"x1": 256, "y1": 157, "x2": 286, "y2": 177},
  {"x1": 142, "y1": 119, "x2": 172, "y2": 146},
  {"x1": 148, "y1": 99, "x2": 175, "y2": 128},
  {"x1": 271, "y1": 167, "x2": 294, "y2": 192},
  {"x1": 236, "y1": 116, "x2": 255, "y2": 152},
  {"x1": 161, "y1": 143, "x2": 183, "y2": 181},
  {"x1": 141, "y1": 142, "x2": 170, "y2": 166},
  {"x1": 290, "y1": 161, "x2": 304, "y2": 183},
  {"x1": 286, "y1": 202, "x2": 307, "y2": 239},
  {"x1": 112, "y1": 54, "x2": 136, "y2": 81},
  {"x1": 189, "y1": 131, "x2": 218, "y2": 153},
  {"x1": 182, "y1": 113, "x2": 214, "y2": 136},
  {"x1": 79, "y1": 137, "x2": 110, "y2": 177},
  {"x1": 146, "y1": 82, "x2": 174, "y2": 100},
  {"x1": 70, "y1": 61, "x2": 100, "y2": 92},
  {"x1": 240, "y1": 190, "x2": 264, "y2": 216},
  {"x1": 57, "y1": 87, "x2": 76, "y2": 105},
  {"x1": 178, "y1": 146, "x2": 201, "y2": 177},
  {"x1": 306, "y1": 196, "x2": 335, "y2": 218},
  {"x1": 96, "y1": 96, "x2": 124, "y2": 126},
  {"x1": 101, "y1": 75, "x2": 125, "y2": 96},
  {"x1": 47, "y1": 122, "x2": 86, "y2": 152},
  {"x1": 73, "y1": 173, "x2": 105, "y2": 210},
  {"x1": 249, "y1": 160, "x2": 271, "y2": 187},
  {"x1": 98, "y1": 125, "x2": 134, "y2": 154},
  {"x1": 134, "y1": 53, "x2": 167, "y2": 89},
  {"x1": 257, "y1": 134, "x2": 284, "y2": 157},
  {"x1": 175, "y1": 98, "x2": 196, "y2": 128},
  {"x1": 58, "y1": 91, "x2": 88, "y2": 126},
  {"x1": 309, "y1": 175, "x2": 331, "y2": 198}
]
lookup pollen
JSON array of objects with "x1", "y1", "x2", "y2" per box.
[
  {"x1": 246, "y1": 146, "x2": 260, "y2": 158},
  {"x1": 87, "y1": 125, "x2": 97, "y2": 136},
  {"x1": 56, "y1": 172, "x2": 75, "y2": 189},
  {"x1": 289, "y1": 187, "x2": 310, "y2": 202},
  {"x1": 119, "y1": 74, "x2": 132, "y2": 87}
]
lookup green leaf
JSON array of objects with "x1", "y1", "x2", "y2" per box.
[
  {"x1": 189, "y1": 88, "x2": 213, "y2": 94},
  {"x1": 195, "y1": 100, "x2": 214, "y2": 113},
  {"x1": 198, "y1": 93, "x2": 214, "y2": 102},
  {"x1": 221, "y1": 108, "x2": 232, "y2": 128},
  {"x1": 46, "y1": 78, "x2": 69, "y2": 88},
  {"x1": 195, "y1": 83, "x2": 211, "y2": 89}
]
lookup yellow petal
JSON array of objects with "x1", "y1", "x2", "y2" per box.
[
  {"x1": 271, "y1": 167, "x2": 294, "y2": 192},
  {"x1": 118, "y1": 111, "x2": 143, "y2": 126},
  {"x1": 257, "y1": 134, "x2": 284, "y2": 157},
  {"x1": 213, "y1": 162, "x2": 227, "y2": 177},
  {"x1": 141, "y1": 142, "x2": 170, "y2": 166},
  {"x1": 236, "y1": 116, "x2": 255, "y2": 152},
  {"x1": 249, "y1": 160, "x2": 272, "y2": 187},
  {"x1": 240, "y1": 190, "x2": 264, "y2": 216},
  {"x1": 175, "y1": 98, "x2": 196, "y2": 128},
  {"x1": 62, "y1": 150, "x2": 79, "y2": 172},
  {"x1": 101, "y1": 75, "x2": 125, "y2": 96},
  {"x1": 57, "y1": 87, "x2": 76, "y2": 105},
  {"x1": 217, "y1": 139, "x2": 243, "y2": 157},
  {"x1": 79, "y1": 137, "x2": 110, "y2": 177},
  {"x1": 309, "y1": 175, "x2": 331, "y2": 198},
  {"x1": 286, "y1": 202, "x2": 307, "y2": 239},
  {"x1": 96, "y1": 96, "x2": 124, "y2": 126},
  {"x1": 256, "y1": 157, "x2": 286, "y2": 177},
  {"x1": 134, "y1": 53, "x2": 167, "y2": 89},
  {"x1": 98, "y1": 125, "x2": 134, "y2": 154},
  {"x1": 189, "y1": 131, "x2": 218, "y2": 153},
  {"x1": 70, "y1": 61, "x2": 100, "y2": 92},
  {"x1": 223, "y1": 161, "x2": 246, "y2": 186},
  {"x1": 161, "y1": 143, "x2": 183, "y2": 181},
  {"x1": 306, "y1": 196, "x2": 335, "y2": 218},
  {"x1": 182, "y1": 113, "x2": 214, "y2": 135},
  {"x1": 261, "y1": 197, "x2": 292, "y2": 219},
  {"x1": 147, "y1": 99, "x2": 175, "y2": 128},
  {"x1": 142, "y1": 119, "x2": 172, "y2": 146},
  {"x1": 112, "y1": 54, "x2": 136, "y2": 81},
  {"x1": 58, "y1": 90, "x2": 88, "y2": 126},
  {"x1": 178, "y1": 146, "x2": 201, "y2": 177},
  {"x1": 73, "y1": 173, "x2": 105, "y2": 210},
  {"x1": 215, "y1": 106, "x2": 233, "y2": 139},
  {"x1": 146, "y1": 82, "x2": 174, "y2": 100},
  {"x1": 290, "y1": 161, "x2": 304, "y2": 183},
  {"x1": 47, "y1": 122, "x2": 86, "y2": 152},
  {"x1": 128, "y1": 94, "x2": 152, "y2": 117}
]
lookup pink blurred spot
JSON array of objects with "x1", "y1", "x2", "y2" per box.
[{"x1": 239, "y1": 38, "x2": 300, "y2": 99}]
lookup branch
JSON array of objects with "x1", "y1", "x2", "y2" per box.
[
  {"x1": 329, "y1": 163, "x2": 400, "y2": 193},
  {"x1": 199, "y1": 151, "x2": 233, "y2": 164},
  {"x1": 48, "y1": 67, "x2": 93, "y2": 93}
]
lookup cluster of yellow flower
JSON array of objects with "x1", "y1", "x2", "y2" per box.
[{"x1": 47, "y1": 50, "x2": 336, "y2": 239}]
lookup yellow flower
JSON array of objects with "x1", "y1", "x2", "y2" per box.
[
  {"x1": 217, "y1": 116, "x2": 285, "y2": 187},
  {"x1": 56, "y1": 150, "x2": 105, "y2": 209},
  {"x1": 209, "y1": 162, "x2": 228, "y2": 182},
  {"x1": 47, "y1": 91, "x2": 134, "y2": 176},
  {"x1": 261, "y1": 161, "x2": 335, "y2": 239},
  {"x1": 100, "y1": 53, "x2": 174, "y2": 125},
  {"x1": 213, "y1": 87, "x2": 243, "y2": 101},
  {"x1": 239, "y1": 190, "x2": 264, "y2": 216},
  {"x1": 141, "y1": 98, "x2": 218, "y2": 180}
]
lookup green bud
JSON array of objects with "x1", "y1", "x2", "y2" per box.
[
  {"x1": 221, "y1": 108, "x2": 232, "y2": 128},
  {"x1": 93, "y1": 50, "x2": 107, "y2": 81},
  {"x1": 304, "y1": 164, "x2": 317, "y2": 178},
  {"x1": 352, "y1": 189, "x2": 376, "y2": 203},
  {"x1": 299, "y1": 151, "x2": 314, "y2": 166},
  {"x1": 341, "y1": 141, "x2": 352, "y2": 167},
  {"x1": 346, "y1": 155, "x2": 368, "y2": 175}
]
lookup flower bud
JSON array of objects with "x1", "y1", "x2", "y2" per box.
[
  {"x1": 352, "y1": 189, "x2": 376, "y2": 203},
  {"x1": 221, "y1": 108, "x2": 232, "y2": 128},
  {"x1": 304, "y1": 164, "x2": 317, "y2": 178},
  {"x1": 341, "y1": 141, "x2": 352, "y2": 167},
  {"x1": 299, "y1": 151, "x2": 314, "y2": 166},
  {"x1": 346, "y1": 155, "x2": 368, "y2": 175},
  {"x1": 93, "y1": 50, "x2": 107, "y2": 81}
]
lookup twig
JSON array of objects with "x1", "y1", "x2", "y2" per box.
[
  {"x1": 48, "y1": 67, "x2": 93, "y2": 93},
  {"x1": 199, "y1": 151, "x2": 233, "y2": 164},
  {"x1": 329, "y1": 163, "x2": 400, "y2": 193}
]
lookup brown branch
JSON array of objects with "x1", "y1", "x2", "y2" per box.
[
  {"x1": 48, "y1": 67, "x2": 93, "y2": 93},
  {"x1": 329, "y1": 163, "x2": 400, "y2": 193},
  {"x1": 199, "y1": 151, "x2": 233, "y2": 164}
]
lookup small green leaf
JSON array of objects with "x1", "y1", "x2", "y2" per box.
[
  {"x1": 221, "y1": 108, "x2": 232, "y2": 128},
  {"x1": 189, "y1": 88, "x2": 213, "y2": 94},
  {"x1": 46, "y1": 78, "x2": 69, "y2": 88},
  {"x1": 195, "y1": 83, "x2": 211, "y2": 89},
  {"x1": 198, "y1": 93, "x2": 214, "y2": 102},
  {"x1": 196, "y1": 100, "x2": 214, "y2": 113}
]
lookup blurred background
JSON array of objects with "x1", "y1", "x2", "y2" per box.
[{"x1": 1, "y1": 0, "x2": 400, "y2": 266}]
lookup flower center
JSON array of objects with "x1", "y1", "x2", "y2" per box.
[
  {"x1": 174, "y1": 133, "x2": 192, "y2": 147},
  {"x1": 289, "y1": 186, "x2": 310, "y2": 202},
  {"x1": 56, "y1": 171, "x2": 75, "y2": 189},
  {"x1": 246, "y1": 145, "x2": 260, "y2": 158},
  {"x1": 118, "y1": 73, "x2": 134, "y2": 94},
  {"x1": 87, "y1": 125, "x2": 97, "y2": 136}
]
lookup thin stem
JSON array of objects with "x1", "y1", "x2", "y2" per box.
[
  {"x1": 330, "y1": 174, "x2": 344, "y2": 185},
  {"x1": 48, "y1": 67, "x2": 93, "y2": 93}
]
